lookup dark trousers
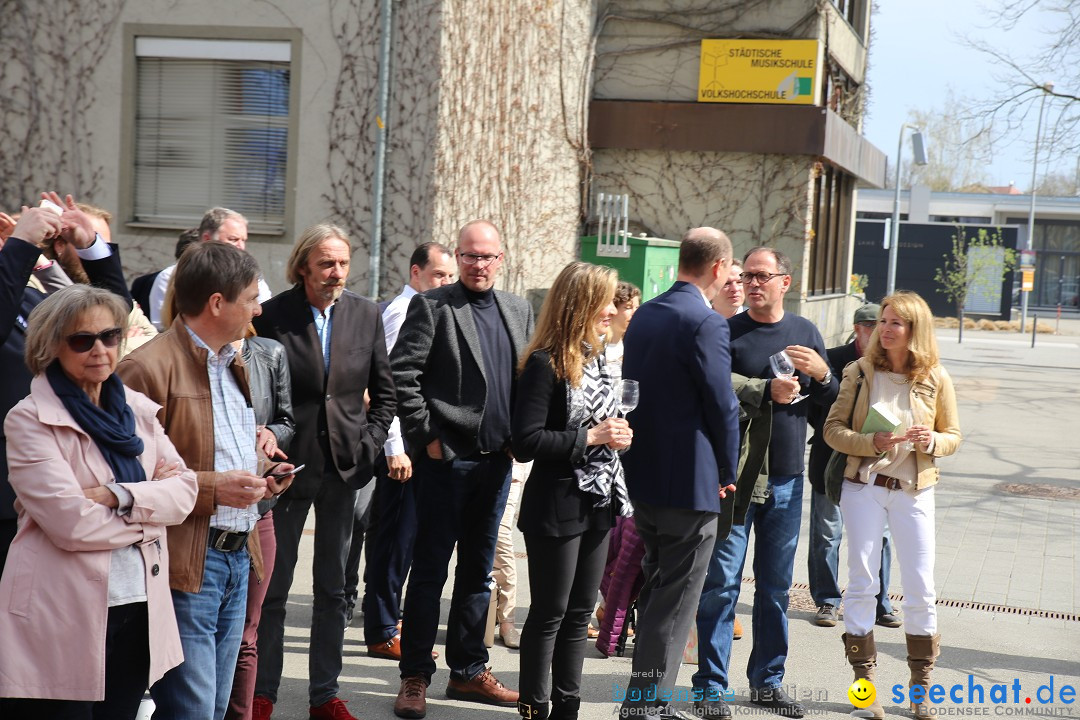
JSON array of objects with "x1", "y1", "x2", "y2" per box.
[
  {"x1": 621, "y1": 501, "x2": 718, "y2": 712},
  {"x1": 343, "y1": 478, "x2": 376, "y2": 617},
  {"x1": 0, "y1": 517, "x2": 16, "y2": 582},
  {"x1": 519, "y1": 527, "x2": 609, "y2": 706},
  {"x1": 255, "y1": 478, "x2": 358, "y2": 706},
  {"x1": 226, "y1": 512, "x2": 277, "y2": 720},
  {"x1": 0, "y1": 602, "x2": 149, "y2": 720},
  {"x1": 362, "y1": 457, "x2": 419, "y2": 645},
  {"x1": 399, "y1": 453, "x2": 512, "y2": 681}
]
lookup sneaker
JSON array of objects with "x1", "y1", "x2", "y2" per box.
[
  {"x1": 395, "y1": 676, "x2": 428, "y2": 719},
  {"x1": 252, "y1": 695, "x2": 274, "y2": 720},
  {"x1": 309, "y1": 697, "x2": 357, "y2": 720},
  {"x1": 733, "y1": 616, "x2": 743, "y2": 640},
  {"x1": 446, "y1": 667, "x2": 519, "y2": 706},
  {"x1": 876, "y1": 612, "x2": 902, "y2": 628},
  {"x1": 814, "y1": 604, "x2": 839, "y2": 627}
]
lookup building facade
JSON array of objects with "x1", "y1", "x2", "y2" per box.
[{"x1": 3, "y1": 0, "x2": 884, "y2": 339}]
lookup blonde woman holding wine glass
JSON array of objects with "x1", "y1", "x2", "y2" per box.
[
  {"x1": 824, "y1": 291, "x2": 962, "y2": 720},
  {"x1": 512, "y1": 262, "x2": 633, "y2": 720}
]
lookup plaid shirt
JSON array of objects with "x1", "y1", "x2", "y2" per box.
[{"x1": 185, "y1": 326, "x2": 259, "y2": 533}]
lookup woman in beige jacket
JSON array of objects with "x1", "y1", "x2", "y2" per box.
[
  {"x1": 825, "y1": 291, "x2": 962, "y2": 720},
  {"x1": 0, "y1": 285, "x2": 197, "y2": 717}
]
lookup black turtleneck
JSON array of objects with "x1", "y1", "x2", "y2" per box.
[{"x1": 465, "y1": 285, "x2": 513, "y2": 453}]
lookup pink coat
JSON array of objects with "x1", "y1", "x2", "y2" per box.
[{"x1": 0, "y1": 375, "x2": 198, "y2": 701}]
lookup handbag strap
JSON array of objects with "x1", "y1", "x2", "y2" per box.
[{"x1": 846, "y1": 365, "x2": 865, "y2": 430}]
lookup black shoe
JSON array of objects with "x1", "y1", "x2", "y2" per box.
[
  {"x1": 653, "y1": 706, "x2": 698, "y2": 720},
  {"x1": 876, "y1": 612, "x2": 902, "y2": 628},
  {"x1": 750, "y1": 687, "x2": 805, "y2": 718},
  {"x1": 694, "y1": 698, "x2": 733, "y2": 718}
]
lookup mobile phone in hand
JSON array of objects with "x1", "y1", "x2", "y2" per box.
[
  {"x1": 38, "y1": 198, "x2": 64, "y2": 216},
  {"x1": 266, "y1": 463, "x2": 304, "y2": 479}
]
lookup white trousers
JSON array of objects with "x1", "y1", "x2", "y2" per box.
[{"x1": 840, "y1": 479, "x2": 937, "y2": 636}]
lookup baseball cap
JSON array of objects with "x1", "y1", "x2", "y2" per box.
[{"x1": 853, "y1": 303, "x2": 880, "y2": 325}]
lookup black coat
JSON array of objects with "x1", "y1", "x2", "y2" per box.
[
  {"x1": 0, "y1": 238, "x2": 132, "y2": 521},
  {"x1": 512, "y1": 350, "x2": 613, "y2": 537},
  {"x1": 253, "y1": 286, "x2": 395, "y2": 496},
  {"x1": 390, "y1": 281, "x2": 534, "y2": 461},
  {"x1": 807, "y1": 341, "x2": 857, "y2": 495}
]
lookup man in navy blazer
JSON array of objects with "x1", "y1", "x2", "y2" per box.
[{"x1": 619, "y1": 227, "x2": 740, "y2": 719}]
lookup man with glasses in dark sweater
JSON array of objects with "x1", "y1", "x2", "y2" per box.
[
  {"x1": 389, "y1": 220, "x2": 534, "y2": 719},
  {"x1": 693, "y1": 247, "x2": 837, "y2": 719}
]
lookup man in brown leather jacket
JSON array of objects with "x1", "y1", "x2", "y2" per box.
[{"x1": 118, "y1": 242, "x2": 294, "y2": 720}]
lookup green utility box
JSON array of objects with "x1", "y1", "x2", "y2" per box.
[{"x1": 579, "y1": 235, "x2": 682, "y2": 302}]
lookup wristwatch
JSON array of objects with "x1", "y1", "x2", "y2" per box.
[{"x1": 818, "y1": 370, "x2": 833, "y2": 385}]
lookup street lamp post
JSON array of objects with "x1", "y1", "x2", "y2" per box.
[
  {"x1": 1021, "y1": 82, "x2": 1054, "y2": 334},
  {"x1": 886, "y1": 124, "x2": 928, "y2": 296}
]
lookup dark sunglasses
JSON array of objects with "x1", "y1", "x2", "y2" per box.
[{"x1": 65, "y1": 327, "x2": 123, "y2": 353}]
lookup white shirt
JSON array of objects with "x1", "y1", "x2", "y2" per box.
[
  {"x1": 382, "y1": 285, "x2": 418, "y2": 456},
  {"x1": 149, "y1": 264, "x2": 272, "y2": 330}
]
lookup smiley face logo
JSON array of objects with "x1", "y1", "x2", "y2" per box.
[{"x1": 848, "y1": 678, "x2": 876, "y2": 708}]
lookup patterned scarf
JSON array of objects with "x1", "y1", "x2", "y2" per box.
[{"x1": 566, "y1": 354, "x2": 633, "y2": 517}]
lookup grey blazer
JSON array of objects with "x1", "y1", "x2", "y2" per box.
[{"x1": 390, "y1": 281, "x2": 534, "y2": 461}]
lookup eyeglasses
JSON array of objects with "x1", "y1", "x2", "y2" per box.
[
  {"x1": 65, "y1": 327, "x2": 123, "y2": 353},
  {"x1": 739, "y1": 271, "x2": 789, "y2": 285},
  {"x1": 458, "y1": 252, "x2": 502, "y2": 267}
]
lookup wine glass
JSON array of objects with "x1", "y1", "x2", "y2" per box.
[
  {"x1": 619, "y1": 379, "x2": 640, "y2": 416},
  {"x1": 768, "y1": 350, "x2": 807, "y2": 404}
]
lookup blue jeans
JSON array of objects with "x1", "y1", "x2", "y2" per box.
[
  {"x1": 694, "y1": 475, "x2": 803, "y2": 692},
  {"x1": 807, "y1": 489, "x2": 893, "y2": 616},
  {"x1": 151, "y1": 546, "x2": 249, "y2": 719},
  {"x1": 399, "y1": 453, "x2": 512, "y2": 681}
]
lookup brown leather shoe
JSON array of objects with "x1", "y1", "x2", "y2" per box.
[
  {"x1": 368, "y1": 633, "x2": 440, "y2": 660},
  {"x1": 733, "y1": 617, "x2": 743, "y2": 640},
  {"x1": 394, "y1": 675, "x2": 428, "y2": 719},
  {"x1": 446, "y1": 667, "x2": 519, "y2": 706},
  {"x1": 368, "y1": 633, "x2": 402, "y2": 660}
]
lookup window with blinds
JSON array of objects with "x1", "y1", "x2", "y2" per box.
[{"x1": 133, "y1": 38, "x2": 291, "y2": 232}]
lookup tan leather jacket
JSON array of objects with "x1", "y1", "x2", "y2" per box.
[
  {"x1": 824, "y1": 356, "x2": 962, "y2": 490},
  {"x1": 117, "y1": 318, "x2": 263, "y2": 592}
]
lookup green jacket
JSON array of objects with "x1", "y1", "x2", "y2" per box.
[{"x1": 717, "y1": 373, "x2": 772, "y2": 539}]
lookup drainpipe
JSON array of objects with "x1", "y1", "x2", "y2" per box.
[{"x1": 369, "y1": 0, "x2": 394, "y2": 299}]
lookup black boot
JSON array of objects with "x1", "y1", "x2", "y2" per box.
[
  {"x1": 519, "y1": 700, "x2": 550, "y2": 719},
  {"x1": 550, "y1": 697, "x2": 580, "y2": 720}
]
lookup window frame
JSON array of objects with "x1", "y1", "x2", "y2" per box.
[{"x1": 118, "y1": 24, "x2": 302, "y2": 240}]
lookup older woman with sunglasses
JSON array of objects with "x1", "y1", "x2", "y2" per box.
[{"x1": 0, "y1": 284, "x2": 198, "y2": 718}]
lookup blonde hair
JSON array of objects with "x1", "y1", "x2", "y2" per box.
[
  {"x1": 24, "y1": 285, "x2": 129, "y2": 375},
  {"x1": 285, "y1": 223, "x2": 352, "y2": 285},
  {"x1": 519, "y1": 262, "x2": 617, "y2": 387},
  {"x1": 865, "y1": 290, "x2": 940, "y2": 382}
]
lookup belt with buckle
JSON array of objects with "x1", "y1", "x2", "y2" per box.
[
  {"x1": 208, "y1": 527, "x2": 250, "y2": 553},
  {"x1": 871, "y1": 474, "x2": 903, "y2": 491}
]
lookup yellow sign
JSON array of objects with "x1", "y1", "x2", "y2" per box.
[
  {"x1": 1022, "y1": 269, "x2": 1034, "y2": 292},
  {"x1": 698, "y1": 39, "x2": 822, "y2": 105}
]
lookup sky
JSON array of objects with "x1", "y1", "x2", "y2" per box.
[{"x1": 862, "y1": 0, "x2": 1071, "y2": 190}]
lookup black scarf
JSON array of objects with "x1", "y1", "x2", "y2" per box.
[{"x1": 46, "y1": 361, "x2": 145, "y2": 484}]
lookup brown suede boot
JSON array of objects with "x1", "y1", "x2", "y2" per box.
[
  {"x1": 906, "y1": 633, "x2": 941, "y2": 720},
  {"x1": 842, "y1": 632, "x2": 885, "y2": 719}
]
